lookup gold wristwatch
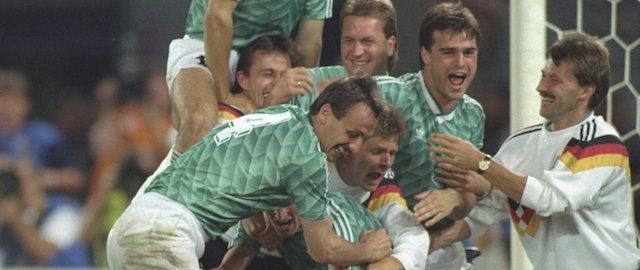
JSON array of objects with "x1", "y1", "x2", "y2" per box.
[{"x1": 477, "y1": 154, "x2": 492, "y2": 174}]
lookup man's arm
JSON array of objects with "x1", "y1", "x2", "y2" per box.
[
  {"x1": 294, "y1": 19, "x2": 325, "y2": 67},
  {"x1": 204, "y1": 0, "x2": 236, "y2": 103},
  {"x1": 428, "y1": 219, "x2": 471, "y2": 251},
  {"x1": 372, "y1": 202, "x2": 429, "y2": 270},
  {"x1": 300, "y1": 216, "x2": 391, "y2": 266},
  {"x1": 427, "y1": 133, "x2": 527, "y2": 202}
]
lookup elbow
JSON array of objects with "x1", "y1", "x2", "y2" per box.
[{"x1": 307, "y1": 245, "x2": 332, "y2": 264}]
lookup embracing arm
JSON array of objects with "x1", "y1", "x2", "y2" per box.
[
  {"x1": 428, "y1": 133, "x2": 527, "y2": 202},
  {"x1": 373, "y1": 203, "x2": 429, "y2": 270},
  {"x1": 301, "y1": 216, "x2": 391, "y2": 266},
  {"x1": 204, "y1": 0, "x2": 236, "y2": 102}
]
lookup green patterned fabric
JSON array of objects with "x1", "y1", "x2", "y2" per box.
[
  {"x1": 292, "y1": 73, "x2": 485, "y2": 208},
  {"x1": 230, "y1": 192, "x2": 382, "y2": 270},
  {"x1": 184, "y1": 0, "x2": 332, "y2": 49},
  {"x1": 394, "y1": 72, "x2": 485, "y2": 208},
  {"x1": 146, "y1": 105, "x2": 330, "y2": 238}
]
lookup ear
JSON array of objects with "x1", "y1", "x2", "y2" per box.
[
  {"x1": 420, "y1": 47, "x2": 431, "y2": 67},
  {"x1": 237, "y1": 71, "x2": 249, "y2": 92},
  {"x1": 386, "y1": 35, "x2": 397, "y2": 57},
  {"x1": 580, "y1": 85, "x2": 596, "y2": 101},
  {"x1": 320, "y1": 103, "x2": 333, "y2": 124}
]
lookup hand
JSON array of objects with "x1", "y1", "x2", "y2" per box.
[
  {"x1": 427, "y1": 133, "x2": 484, "y2": 171},
  {"x1": 435, "y1": 163, "x2": 492, "y2": 198},
  {"x1": 359, "y1": 229, "x2": 392, "y2": 261},
  {"x1": 265, "y1": 67, "x2": 314, "y2": 106},
  {"x1": 242, "y1": 213, "x2": 284, "y2": 251},
  {"x1": 413, "y1": 188, "x2": 462, "y2": 228}
]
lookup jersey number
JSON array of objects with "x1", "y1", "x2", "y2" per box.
[{"x1": 214, "y1": 111, "x2": 293, "y2": 145}]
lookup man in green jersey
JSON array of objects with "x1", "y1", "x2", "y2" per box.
[
  {"x1": 218, "y1": 192, "x2": 387, "y2": 270},
  {"x1": 107, "y1": 76, "x2": 393, "y2": 269},
  {"x1": 216, "y1": 104, "x2": 430, "y2": 270},
  {"x1": 166, "y1": 0, "x2": 330, "y2": 159},
  {"x1": 283, "y1": 2, "x2": 485, "y2": 269},
  {"x1": 265, "y1": 0, "x2": 399, "y2": 105}
]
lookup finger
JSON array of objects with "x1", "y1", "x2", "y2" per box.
[
  {"x1": 437, "y1": 162, "x2": 467, "y2": 173},
  {"x1": 423, "y1": 213, "x2": 445, "y2": 228}
]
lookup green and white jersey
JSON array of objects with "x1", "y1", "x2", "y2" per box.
[
  {"x1": 308, "y1": 65, "x2": 348, "y2": 81},
  {"x1": 395, "y1": 71, "x2": 485, "y2": 207},
  {"x1": 290, "y1": 73, "x2": 484, "y2": 208},
  {"x1": 146, "y1": 105, "x2": 329, "y2": 238},
  {"x1": 184, "y1": 0, "x2": 332, "y2": 49},
  {"x1": 230, "y1": 192, "x2": 382, "y2": 270}
]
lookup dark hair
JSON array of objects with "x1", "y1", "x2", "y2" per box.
[
  {"x1": 340, "y1": 0, "x2": 398, "y2": 71},
  {"x1": 419, "y1": 1, "x2": 480, "y2": 67},
  {"x1": 232, "y1": 35, "x2": 298, "y2": 93},
  {"x1": 547, "y1": 33, "x2": 610, "y2": 110},
  {"x1": 309, "y1": 75, "x2": 386, "y2": 121}
]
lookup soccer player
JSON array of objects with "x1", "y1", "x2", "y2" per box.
[
  {"x1": 428, "y1": 33, "x2": 640, "y2": 269},
  {"x1": 106, "y1": 76, "x2": 393, "y2": 269},
  {"x1": 166, "y1": 0, "x2": 331, "y2": 159}
]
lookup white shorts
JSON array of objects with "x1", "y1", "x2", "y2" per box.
[
  {"x1": 106, "y1": 192, "x2": 208, "y2": 270},
  {"x1": 166, "y1": 36, "x2": 239, "y2": 93}
]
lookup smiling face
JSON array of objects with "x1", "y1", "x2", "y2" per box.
[
  {"x1": 265, "y1": 204, "x2": 302, "y2": 238},
  {"x1": 536, "y1": 58, "x2": 593, "y2": 131},
  {"x1": 237, "y1": 50, "x2": 292, "y2": 109},
  {"x1": 341, "y1": 16, "x2": 396, "y2": 76},
  {"x1": 336, "y1": 134, "x2": 399, "y2": 191},
  {"x1": 315, "y1": 102, "x2": 377, "y2": 162},
  {"x1": 421, "y1": 30, "x2": 478, "y2": 111}
]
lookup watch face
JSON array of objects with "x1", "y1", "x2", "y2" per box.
[{"x1": 479, "y1": 161, "x2": 489, "y2": 171}]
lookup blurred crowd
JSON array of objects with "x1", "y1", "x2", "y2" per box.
[{"x1": 0, "y1": 67, "x2": 175, "y2": 267}]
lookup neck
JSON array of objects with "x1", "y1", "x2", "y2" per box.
[{"x1": 547, "y1": 110, "x2": 592, "y2": 131}]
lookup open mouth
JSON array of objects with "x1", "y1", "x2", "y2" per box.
[
  {"x1": 274, "y1": 219, "x2": 296, "y2": 235},
  {"x1": 448, "y1": 73, "x2": 467, "y2": 86},
  {"x1": 367, "y1": 172, "x2": 383, "y2": 181}
]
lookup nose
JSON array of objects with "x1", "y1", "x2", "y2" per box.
[
  {"x1": 353, "y1": 42, "x2": 365, "y2": 57},
  {"x1": 348, "y1": 139, "x2": 364, "y2": 154},
  {"x1": 454, "y1": 52, "x2": 465, "y2": 66},
  {"x1": 274, "y1": 208, "x2": 287, "y2": 220},
  {"x1": 536, "y1": 77, "x2": 547, "y2": 93}
]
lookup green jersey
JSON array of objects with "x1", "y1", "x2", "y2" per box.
[
  {"x1": 146, "y1": 105, "x2": 330, "y2": 238},
  {"x1": 230, "y1": 192, "x2": 382, "y2": 270},
  {"x1": 292, "y1": 73, "x2": 485, "y2": 208},
  {"x1": 184, "y1": 0, "x2": 332, "y2": 49},
  {"x1": 395, "y1": 72, "x2": 485, "y2": 207},
  {"x1": 308, "y1": 65, "x2": 348, "y2": 81}
]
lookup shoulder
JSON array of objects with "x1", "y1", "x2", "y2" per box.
[
  {"x1": 567, "y1": 115, "x2": 627, "y2": 153},
  {"x1": 503, "y1": 123, "x2": 544, "y2": 144}
]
